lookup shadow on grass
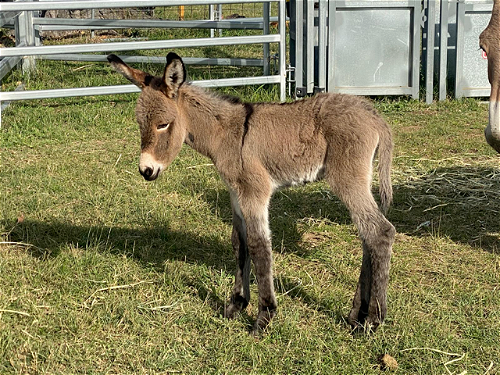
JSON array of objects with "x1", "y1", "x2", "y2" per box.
[
  {"x1": 390, "y1": 165, "x2": 499, "y2": 253},
  {"x1": 202, "y1": 165, "x2": 499, "y2": 255},
  {"x1": 5, "y1": 216, "x2": 346, "y2": 329},
  {"x1": 5, "y1": 217, "x2": 248, "y2": 325},
  {"x1": 4, "y1": 165, "x2": 498, "y2": 329},
  {"x1": 6, "y1": 218, "x2": 233, "y2": 270}
]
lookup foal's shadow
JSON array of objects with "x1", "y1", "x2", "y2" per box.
[
  {"x1": 6, "y1": 165, "x2": 498, "y2": 330},
  {"x1": 6, "y1": 219, "x2": 231, "y2": 268},
  {"x1": 201, "y1": 164, "x2": 499, "y2": 255},
  {"x1": 5, "y1": 216, "x2": 241, "y2": 322},
  {"x1": 198, "y1": 164, "x2": 499, "y2": 321}
]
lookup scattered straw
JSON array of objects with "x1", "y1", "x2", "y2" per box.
[
  {"x1": 84, "y1": 280, "x2": 153, "y2": 308},
  {"x1": 137, "y1": 301, "x2": 179, "y2": 311},
  {"x1": 0, "y1": 241, "x2": 45, "y2": 252},
  {"x1": 444, "y1": 353, "x2": 467, "y2": 375},
  {"x1": 113, "y1": 153, "x2": 122, "y2": 168},
  {"x1": 401, "y1": 347, "x2": 497, "y2": 375},
  {"x1": 0, "y1": 309, "x2": 31, "y2": 317},
  {"x1": 71, "y1": 64, "x2": 92, "y2": 72},
  {"x1": 401, "y1": 347, "x2": 466, "y2": 375},
  {"x1": 393, "y1": 160, "x2": 500, "y2": 215},
  {"x1": 187, "y1": 163, "x2": 214, "y2": 169},
  {"x1": 484, "y1": 362, "x2": 494, "y2": 374},
  {"x1": 0, "y1": 241, "x2": 33, "y2": 247}
]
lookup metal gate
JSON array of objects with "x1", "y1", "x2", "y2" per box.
[
  {"x1": 290, "y1": 0, "x2": 422, "y2": 100},
  {"x1": 0, "y1": 0, "x2": 287, "y2": 107},
  {"x1": 455, "y1": 0, "x2": 491, "y2": 98},
  {"x1": 438, "y1": 0, "x2": 493, "y2": 100}
]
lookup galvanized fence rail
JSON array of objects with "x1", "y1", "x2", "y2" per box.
[
  {"x1": 0, "y1": 0, "x2": 287, "y2": 107},
  {"x1": 1, "y1": 0, "x2": 495, "y2": 107}
]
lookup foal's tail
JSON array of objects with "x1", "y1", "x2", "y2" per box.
[{"x1": 377, "y1": 122, "x2": 394, "y2": 215}]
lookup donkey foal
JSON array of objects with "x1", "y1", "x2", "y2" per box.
[{"x1": 108, "y1": 52, "x2": 396, "y2": 334}]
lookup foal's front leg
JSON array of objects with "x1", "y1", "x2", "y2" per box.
[
  {"x1": 225, "y1": 179, "x2": 277, "y2": 333},
  {"x1": 224, "y1": 195, "x2": 251, "y2": 318},
  {"x1": 233, "y1": 183, "x2": 277, "y2": 333},
  {"x1": 243, "y1": 203, "x2": 277, "y2": 334}
]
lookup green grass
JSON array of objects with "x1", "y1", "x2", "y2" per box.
[{"x1": 1, "y1": 18, "x2": 500, "y2": 374}]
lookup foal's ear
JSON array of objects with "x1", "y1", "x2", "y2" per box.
[
  {"x1": 162, "y1": 52, "x2": 186, "y2": 98},
  {"x1": 107, "y1": 54, "x2": 152, "y2": 89}
]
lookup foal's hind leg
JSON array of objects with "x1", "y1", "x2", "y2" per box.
[
  {"x1": 328, "y1": 177, "x2": 395, "y2": 330},
  {"x1": 225, "y1": 191, "x2": 251, "y2": 318}
]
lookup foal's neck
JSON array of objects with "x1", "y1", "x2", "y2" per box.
[{"x1": 178, "y1": 85, "x2": 247, "y2": 163}]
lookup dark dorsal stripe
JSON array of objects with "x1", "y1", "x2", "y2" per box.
[{"x1": 242, "y1": 103, "x2": 253, "y2": 149}]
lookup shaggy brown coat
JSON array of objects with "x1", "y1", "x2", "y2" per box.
[{"x1": 108, "y1": 52, "x2": 396, "y2": 333}]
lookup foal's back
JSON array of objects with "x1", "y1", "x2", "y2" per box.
[{"x1": 242, "y1": 93, "x2": 387, "y2": 187}]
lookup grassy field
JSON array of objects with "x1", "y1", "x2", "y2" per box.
[{"x1": 1, "y1": 11, "x2": 500, "y2": 374}]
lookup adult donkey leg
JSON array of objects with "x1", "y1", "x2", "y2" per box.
[
  {"x1": 328, "y1": 176, "x2": 395, "y2": 330},
  {"x1": 225, "y1": 192, "x2": 251, "y2": 318}
]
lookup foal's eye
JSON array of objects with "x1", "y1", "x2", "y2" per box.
[{"x1": 157, "y1": 123, "x2": 170, "y2": 130}]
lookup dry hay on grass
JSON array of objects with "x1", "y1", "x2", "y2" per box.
[{"x1": 393, "y1": 156, "x2": 500, "y2": 215}]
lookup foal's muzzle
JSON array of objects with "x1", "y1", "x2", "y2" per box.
[
  {"x1": 139, "y1": 166, "x2": 159, "y2": 181},
  {"x1": 138, "y1": 152, "x2": 163, "y2": 181}
]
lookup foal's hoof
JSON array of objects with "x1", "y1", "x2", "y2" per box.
[
  {"x1": 348, "y1": 307, "x2": 365, "y2": 328},
  {"x1": 348, "y1": 308, "x2": 382, "y2": 333},
  {"x1": 251, "y1": 308, "x2": 276, "y2": 336},
  {"x1": 224, "y1": 303, "x2": 240, "y2": 319},
  {"x1": 224, "y1": 296, "x2": 249, "y2": 319}
]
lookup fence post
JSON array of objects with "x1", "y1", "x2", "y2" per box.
[
  {"x1": 455, "y1": 0, "x2": 465, "y2": 98},
  {"x1": 263, "y1": 2, "x2": 270, "y2": 76},
  {"x1": 412, "y1": 0, "x2": 421, "y2": 100},
  {"x1": 294, "y1": 0, "x2": 304, "y2": 97},
  {"x1": 439, "y1": 0, "x2": 449, "y2": 101},
  {"x1": 209, "y1": 4, "x2": 215, "y2": 37},
  {"x1": 15, "y1": 10, "x2": 36, "y2": 74},
  {"x1": 317, "y1": 0, "x2": 327, "y2": 92},
  {"x1": 209, "y1": 4, "x2": 222, "y2": 38},
  {"x1": 326, "y1": 0, "x2": 335, "y2": 94},
  {"x1": 279, "y1": 0, "x2": 286, "y2": 101},
  {"x1": 425, "y1": 0, "x2": 436, "y2": 104}
]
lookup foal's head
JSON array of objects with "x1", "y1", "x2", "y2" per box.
[{"x1": 108, "y1": 53, "x2": 187, "y2": 180}]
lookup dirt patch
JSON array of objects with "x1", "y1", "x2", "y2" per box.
[{"x1": 300, "y1": 232, "x2": 333, "y2": 248}]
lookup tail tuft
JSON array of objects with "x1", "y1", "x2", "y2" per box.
[{"x1": 377, "y1": 122, "x2": 393, "y2": 214}]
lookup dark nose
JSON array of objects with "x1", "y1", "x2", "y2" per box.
[{"x1": 140, "y1": 166, "x2": 154, "y2": 180}]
